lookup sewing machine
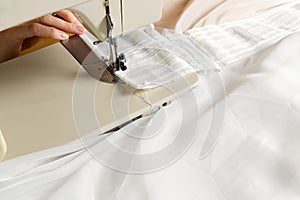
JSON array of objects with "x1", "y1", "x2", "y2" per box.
[{"x1": 0, "y1": 0, "x2": 199, "y2": 160}]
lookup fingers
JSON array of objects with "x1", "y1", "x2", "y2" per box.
[
  {"x1": 16, "y1": 10, "x2": 85, "y2": 41},
  {"x1": 37, "y1": 10, "x2": 85, "y2": 36},
  {"x1": 14, "y1": 23, "x2": 69, "y2": 40},
  {"x1": 0, "y1": 9, "x2": 86, "y2": 63},
  {"x1": 55, "y1": 10, "x2": 78, "y2": 23},
  {"x1": 0, "y1": 10, "x2": 85, "y2": 62}
]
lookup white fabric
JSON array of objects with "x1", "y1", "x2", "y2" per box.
[
  {"x1": 116, "y1": 2, "x2": 300, "y2": 89},
  {"x1": 2, "y1": 2, "x2": 300, "y2": 199},
  {"x1": 1, "y1": 30, "x2": 300, "y2": 199},
  {"x1": 187, "y1": 2, "x2": 300, "y2": 67}
]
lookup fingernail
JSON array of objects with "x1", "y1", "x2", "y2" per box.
[
  {"x1": 74, "y1": 18, "x2": 85, "y2": 33},
  {"x1": 76, "y1": 25, "x2": 85, "y2": 32},
  {"x1": 59, "y1": 32, "x2": 69, "y2": 40},
  {"x1": 73, "y1": 18, "x2": 81, "y2": 25}
]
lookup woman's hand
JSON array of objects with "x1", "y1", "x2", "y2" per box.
[{"x1": 0, "y1": 10, "x2": 85, "y2": 63}]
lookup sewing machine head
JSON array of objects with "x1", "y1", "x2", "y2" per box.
[{"x1": 0, "y1": 0, "x2": 162, "y2": 83}]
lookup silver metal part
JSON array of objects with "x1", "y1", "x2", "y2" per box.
[
  {"x1": 104, "y1": 0, "x2": 127, "y2": 72},
  {"x1": 61, "y1": 35, "x2": 120, "y2": 83},
  {"x1": 61, "y1": 0, "x2": 127, "y2": 83}
]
